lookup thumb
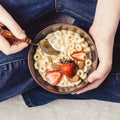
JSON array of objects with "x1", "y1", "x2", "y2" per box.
[
  {"x1": 87, "y1": 70, "x2": 100, "y2": 83},
  {"x1": 0, "y1": 5, "x2": 26, "y2": 39},
  {"x1": 87, "y1": 62, "x2": 112, "y2": 83}
]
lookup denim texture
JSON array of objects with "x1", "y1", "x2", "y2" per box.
[{"x1": 0, "y1": 0, "x2": 120, "y2": 107}]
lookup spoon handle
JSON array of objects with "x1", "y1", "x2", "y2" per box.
[{"x1": 0, "y1": 28, "x2": 31, "y2": 43}]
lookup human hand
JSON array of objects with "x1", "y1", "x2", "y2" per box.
[
  {"x1": 73, "y1": 25, "x2": 113, "y2": 94},
  {"x1": 72, "y1": 0, "x2": 120, "y2": 94},
  {"x1": 0, "y1": 5, "x2": 28, "y2": 55}
]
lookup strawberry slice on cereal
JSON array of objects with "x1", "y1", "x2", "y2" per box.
[
  {"x1": 60, "y1": 62, "x2": 76, "y2": 78},
  {"x1": 45, "y1": 70, "x2": 62, "y2": 86},
  {"x1": 71, "y1": 51, "x2": 87, "y2": 61}
]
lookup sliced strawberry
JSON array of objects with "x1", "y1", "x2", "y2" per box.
[
  {"x1": 71, "y1": 51, "x2": 87, "y2": 61},
  {"x1": 60, "y1": 62, "x2": 76, "y2": 78},
  {"x1": 45, "y1": 70, "x2": 62, "y2": 86}
]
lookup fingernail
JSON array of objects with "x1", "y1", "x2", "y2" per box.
[
  {"x1": 19, "y1": 32, "x2": 26, "y2": 39},
  {"x1": 16, "y1": 30, "x2": 26, "y2": 39},
  {"x1": 88, "y1": 79, "x2": 93, "y2": 83}
]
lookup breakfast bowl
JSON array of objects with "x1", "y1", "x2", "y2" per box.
[{"x1": 28, "y1": 23, "x2": 98, "y2": 94}]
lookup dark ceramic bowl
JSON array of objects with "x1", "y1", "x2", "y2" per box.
[{"x1": 28, "y1": 23, "x2": 98, "y2": 94}]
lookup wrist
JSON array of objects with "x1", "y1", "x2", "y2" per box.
[
  {"x1": 89, "y1": 24, "x2": 115, "y2": 43},
  {"x1": 91, "y1": 0, "x2": 120, "y2": 42}
]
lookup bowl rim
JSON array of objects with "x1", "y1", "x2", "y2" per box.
[{"x1": 28, "y1": 23, "x2": 98, "y2": 94}]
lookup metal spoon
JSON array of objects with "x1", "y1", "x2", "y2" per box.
[{"x1": 0, "y1": 28, "x2": 60, "y2": 55}]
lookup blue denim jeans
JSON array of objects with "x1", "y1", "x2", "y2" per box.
[{"x1": 0, "y1": 0, "x2": 120, "y2": 107}]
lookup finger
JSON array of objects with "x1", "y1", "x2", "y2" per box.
[
  {"x1": 0, "y1": 22, "x2": 4, "y2": 27},
  {"x1": 87, "y1": 61, "x2": 112, "y2": 83},
  {"x1": 72, "y1": 66, "x2": 111, "y2": 94},
  {"x1": 73, "y1": 79, "x2": 103, "y2": 94},
  {"x1": 0, "y1": 35, "x2": 28, "y2": 55},
  {"x1": 0, "y1": 5, "x2": 26, "y2": 39}
]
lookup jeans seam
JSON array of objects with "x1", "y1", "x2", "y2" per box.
[
  {"x1": 36, "y1": 8, "x2": 55, "y2": 17},
  {"x1": 55, "y1": 0, "x2": 63, "y2": 13},
  {"x1": 0, "y1": 58, "x2": 27, "y2": 66},
  {"x1": 113, "y1": 73, "x2": 120, "y2": 75},
  {"x1": 23, "y1": 93, "x2": 34, "y2": 107},
  {"x1": 62, "y1": 8, "x2": 92, "y2": 24},
  {"x1": 26, "y1": 8, "x2": 56, "y2": 26}
]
